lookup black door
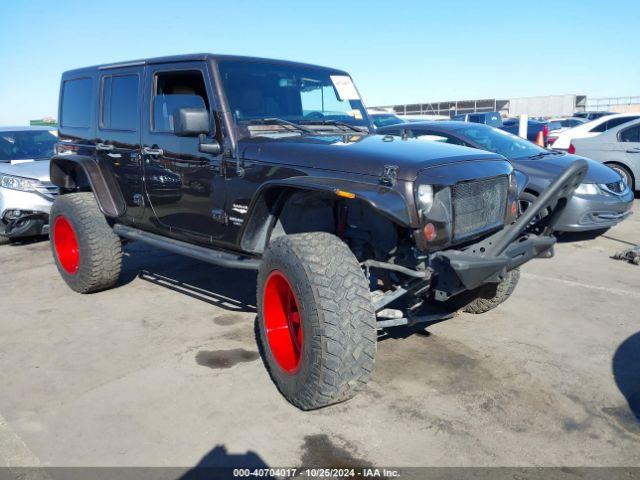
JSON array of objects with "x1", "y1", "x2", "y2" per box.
[
  {"x1": 141, "y1": 62, "x2": 226, "y2": 243},
  {"x1": 95, "y1": 67, "x2": 144, "y2": 219}
]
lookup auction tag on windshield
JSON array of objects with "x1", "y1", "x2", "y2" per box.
[{"x1": 330, "y1": 75, "x2": 360, "y2": 101}]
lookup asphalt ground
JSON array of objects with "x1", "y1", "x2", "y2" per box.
[{"x1": 0, "y1": 199, "x2": 638, "y2": 473}]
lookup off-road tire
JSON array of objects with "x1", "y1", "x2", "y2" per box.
[
  {"x1": 445, "y1": 268, "x2": 520, "y2": 314},
  {"x1": 50, "y1": 193, "x2": 122, "y2": 293},
  {"x1": 257, "y1": 232, "x2": 377, "y2": 410},
  {"x1": 0, "y1": 235, "x2": 11, "y2": 246}
]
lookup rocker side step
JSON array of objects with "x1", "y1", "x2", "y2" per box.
[{"x1": 113, "y1": 224, "x2": 261, "y2": 270}]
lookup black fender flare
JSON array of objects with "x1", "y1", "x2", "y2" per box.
[
  {"x1": 49, "y1": 155, "x2": 126, "y2": 218},
  {"x1": 240, "y1": 176, "x2": 412, "y2": 253}
]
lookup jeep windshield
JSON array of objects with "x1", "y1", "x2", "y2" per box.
[
  {"x1": 217, "y1": 61, "x2": 371, "y2": 138},
  {"x1": 0, "y1": 129, "x2": 57, "y2": 162}
]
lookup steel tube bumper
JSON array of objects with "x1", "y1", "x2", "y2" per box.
[{"x1": 432, "y1": 160, "x2": 588, "y2": 298}]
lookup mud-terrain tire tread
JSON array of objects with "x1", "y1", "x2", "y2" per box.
[
  {"x1": 50, "y1": 192, "x2": 122, "y2": 293},
  {"x1": 257, "y1": 232, "x2": 377, "y2": 410},
  {"x1": 448, "y1": 268, "x2": 520, "y2": 315}
]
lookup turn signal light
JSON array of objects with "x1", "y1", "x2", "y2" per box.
[
  {"x1": 334, "y1": 189, "x2": 355, "y2": 199},
  {"x1": 423, "y1": 223, "x2": 437, "y2": 241},
  {"x1": 568, "y1": 143, "x2": 576, "y2": 154}
]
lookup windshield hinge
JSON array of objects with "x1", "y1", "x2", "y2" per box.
[{"x1": 380, "y1": 165, "x2": 399, "y2": 187}]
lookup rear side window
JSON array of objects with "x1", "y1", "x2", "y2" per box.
[
  {"x1": 61, "y1": 78, "x2": 92, "y2": 128},
  {"x1": 610, "y1": 117, "x2": 639, "y2": 129},
  {"x1": 591, "y1": 117, "x2": 640, "y2": 133},
  {"x1": 620, "y1": 125, "x2": 640, "y2": 143},
  {"x1": 101, "y1": 74, "x2": 139, "y2": 131}
]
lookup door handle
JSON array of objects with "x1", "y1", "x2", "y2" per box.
[
  {"x1": 142, "y1": 147, "x2": 164, "y2": 156},
  {"x1": 96, "y1": 142, "x2": 114, "y2": 151}
]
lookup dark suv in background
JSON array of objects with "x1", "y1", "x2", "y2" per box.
[{"x1": 48, "y1": 54, "x2": 585, "y2": 409}]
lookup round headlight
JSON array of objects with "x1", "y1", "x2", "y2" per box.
[{"x1": 417, "y1": 184, "x2": 434, "y2": 213}]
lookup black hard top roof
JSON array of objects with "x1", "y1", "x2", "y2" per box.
[{"x1": 62, "y1": 53, "x2": 349, "y2": 76}]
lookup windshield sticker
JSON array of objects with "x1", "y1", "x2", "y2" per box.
[{"x1": 330, "y1": 75, "x2": 360, "y2": 101}]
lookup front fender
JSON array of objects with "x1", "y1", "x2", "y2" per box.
[
  {"x1": 49, "y1": 155, "x2": 126, "y2": 218},
  {"x1": 240, "y1": 176, "x2": 412, "y2": 253}
]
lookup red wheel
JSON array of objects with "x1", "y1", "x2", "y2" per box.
[
  {"x1": 53, "y1": 215, "x2": 80, "y2": 275},
  {"x1": 262, "y1": 270, "x2": 303, "y2": 373},
  {"x1": 257, "y1": 232, "x2": 376, "y2": 410}
]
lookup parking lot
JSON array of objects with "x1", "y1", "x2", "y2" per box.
[{"x1": 1, "y1": 199, "x2": 639, "y2": 470}]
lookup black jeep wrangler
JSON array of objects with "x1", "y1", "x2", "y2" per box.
[{"x1": 49, "y1": 54, "x2": 586, "y2": 410}]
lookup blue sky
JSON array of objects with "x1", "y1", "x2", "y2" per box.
[{"x1": 1, "y1": 0, "x2": 638, "y2": 124}]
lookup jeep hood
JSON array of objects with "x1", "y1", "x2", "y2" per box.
[
  {"x1": 0, "y1": 159, "x2": 51, "y2": 182},
  {"x1": 239, "y1": 134, "x2": 506, "y2": 181}
]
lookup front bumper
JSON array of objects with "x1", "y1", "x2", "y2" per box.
[
  {"x1": 0, "y1": 187, "x2": 53, "y2": 238},
  {"x1": 432, "y1": 232, "x2": 554, "y2": 300},
  {"x1": 554, "y1": 190, "x2": 634, "y2": 232},
  {"x1": 432, "y1": 160, "x2": 588, "y2": 300}
]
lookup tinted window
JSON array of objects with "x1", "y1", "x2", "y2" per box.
[
  {"x1": 218, "y1": 61, "x2": 369, "y2": 133},
  {"x1": 61, "y1": 78, "x2": 92, "y2": 128},
  {"x1": 153, "y1": 94, "x2": 205, "y2": 132},
  {"x1": 101, "y1": 75, "x2": 139, "y2": 130},
  {"x1": 372, "y1": 114, "x2": 405, "y2": 128},
  {"x1": 607, "y1": 117, "x2": 640, "y2": 130},
  {"x1": 0, "y1": 130, "x2": 57, "y2": 162},
  {"x1": 590, "y1": 122, "x2": 607, "y2": 132},
  {"x1": 620, "y1": 125, "x2": 640, "y2": 143},
  {"x1": 457, "y1": 124, "x2": 545, "y2": 160},
  {"x1": 412, "y1": 130, "x2": 467, "y2": 146},
  {"x1": 485, "y1": 113, "x2": 502, "y2": 127},
  {"x1": 592, "y1": 116, "x2": 640, "y2": 132},
  {"x1": 548, "y1": 121, "x2": 563, "y2": 130},
  {"x1": 152, "y1": 70, "x2": 209, "y2": 133}
]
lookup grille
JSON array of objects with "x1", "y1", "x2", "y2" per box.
[{"x1": 452, "y1": 176, "x2": 508, "y2": 241}]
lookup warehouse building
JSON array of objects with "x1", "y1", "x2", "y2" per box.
[{"x1": 377, "y1": 94, "x2": 588, "y2": 119}]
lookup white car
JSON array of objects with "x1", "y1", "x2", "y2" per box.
[
  {"x1": 551, "y1": 113, "x2": 640, "y2": 151},
  {"x1": 0, "y1": 126, "x2": 58, "y2": 245}
]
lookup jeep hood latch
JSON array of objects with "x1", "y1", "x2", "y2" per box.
[{"x1": 380, "y1": 165, "x2": 399, "y2": 187}]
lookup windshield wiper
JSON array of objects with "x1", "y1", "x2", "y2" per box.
[
  {"x1": 300, "y1": 120, "x2": 367, "y2": 133},
  {"x1": 245, "y1": 118, "x2": 316, "y2": 134}
]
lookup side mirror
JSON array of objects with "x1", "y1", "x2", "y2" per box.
[{"x1": 174, "y1": 107, "x2": 210, "y2": 137}]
